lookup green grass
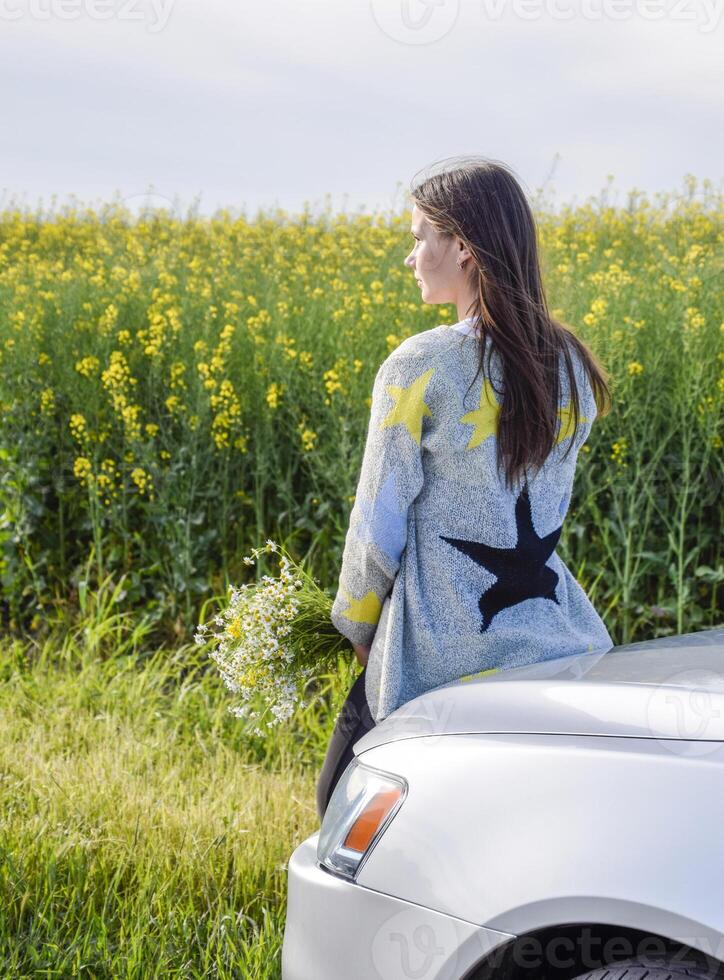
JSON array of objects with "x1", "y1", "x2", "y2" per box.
[{"x1": 0, "y1": 591, "x2": 359, "y2": 978}]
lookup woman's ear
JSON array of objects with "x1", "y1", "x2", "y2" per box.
[{"x1": 457, "y1": 240, "x2": 473, "y2": 263}]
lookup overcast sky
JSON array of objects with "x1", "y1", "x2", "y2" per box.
[{"x1": 1, "y1": 0, "x2": 721, "y2": 219}]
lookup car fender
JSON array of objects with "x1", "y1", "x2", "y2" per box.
[{"x1": 353, "y1": 732, "x2": 724, "y2": 961}]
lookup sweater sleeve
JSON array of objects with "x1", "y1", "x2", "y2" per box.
[{"x1": 330, "y1": 349, "x2": 432, "y2": 648}]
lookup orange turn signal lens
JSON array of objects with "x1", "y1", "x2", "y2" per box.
[{"x1": 342, "y1": 787, "x2": 403, "y2": 853}]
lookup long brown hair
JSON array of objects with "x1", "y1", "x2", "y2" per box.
[{"x1": 410, "y1": 155, "x2": 612, "y2": 491}]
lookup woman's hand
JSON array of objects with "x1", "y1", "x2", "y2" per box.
[{"x1": 352, "y1": 642, "x2": 371, "y2": 668}]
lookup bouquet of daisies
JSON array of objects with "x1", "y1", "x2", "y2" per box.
[{"x1": 194, "y1": 540, "x2": 352, "y2": 735}]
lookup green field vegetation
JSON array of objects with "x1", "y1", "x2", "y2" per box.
[
  {"x1": 1, "y1": 579, "x2": 358, "y2": 977},
  {"x1": 0, "y1": 180, "x2": 722, "y2": 976}
]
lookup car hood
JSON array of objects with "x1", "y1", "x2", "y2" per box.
[{"x1": 354, "y1": 627, "x2": 724, "y2": 753}]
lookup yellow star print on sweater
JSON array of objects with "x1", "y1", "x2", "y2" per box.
[
  {"x1": 379, "y1": 367, "x2": 435, "y2": 446},
  {"x1": 337, "y1": 586, "x2": 382, "y2": 626},
  {"x1": 460, "y1": 378, "x2": 500, "y2": 449},
  {"x1": 556, "y1": 400, "x2": 590, "y2": 444}
]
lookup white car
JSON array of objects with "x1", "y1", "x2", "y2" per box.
[{"x1": 282, "y1": 626, "x2": 724, "y2": 980}]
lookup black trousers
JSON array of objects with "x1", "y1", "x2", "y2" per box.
[{"x1": 315, "y1": 665, "x2": 377, "y2": 823}]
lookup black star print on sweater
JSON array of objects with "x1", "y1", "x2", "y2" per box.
[{"x1": 441, "y1": 488, "x2": 562, "y2": 633}]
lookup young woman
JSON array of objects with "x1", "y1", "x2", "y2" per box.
[{"x1": 315, "y1": 156, "x2": 613, "y2": 822}]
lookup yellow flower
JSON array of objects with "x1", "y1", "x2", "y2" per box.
[
  {"x1": 99, "y1": 303, "x2": 119, "y2": 334},
  {"x1": 169, "y1": 361, "x2": 187, "y2": 388},
  {"x1": 227, "y1": 616, "x2": 243, "y2": 639},
  {"x1": 165, "y1": 394, "x2": 184, "y2": 414},
  {"x1": 323, "y1": 368, "x2": 344, "y2": 397},
  {"x1": 627, "y1": 361, "x2": 644, "y2": 376},
  {"x1": 39, "y1": 388, "x2": 56, "y2": 415},
  {"x1": 73, "y1": 456, "x2": 92, "y2": 484},
  {"x1": 101, "y1": 350, "x2": 135, "y2": 390},
  {"x1": 69, "y1": 413, "x2": 88, "y2": 442},
  {"x1": 697, "y1": 395, "x2": 716, "y2": 416},
  {"x1": 130, "y1": 467, "x2": 154, "y2": 497},
  {"x1": 121, "y1": 404, "x2": 142, "y2": 441},
  {"x1": 610, "y1": 438, "x2": 629, "y2": 468},
  {"x1": 75, "y1": 356, "x2": 100, "y2": 378},
  {"x1": 300, "y1": 428, "x2": 317, "y2": 452},
  {"x1": 683, "y1": 307, "x2": 705, "y2": 332},
  {"x1": 582, "y1": 297, "x2": 608, "y2": 330},
  {"x1": 266, "y1": 382, "x2": 283, "y2": 410}
]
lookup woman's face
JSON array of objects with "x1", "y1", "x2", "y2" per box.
[{"x1": 404, "y1": 203, "x2": 467, "y2": 305}]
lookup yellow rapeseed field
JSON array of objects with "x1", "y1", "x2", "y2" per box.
[{"x1": 0, "y1": 180, "x2": 721, "y2": 643}]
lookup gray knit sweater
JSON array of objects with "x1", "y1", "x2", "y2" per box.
[{"x1": 330, "y1": 316, "x2": 614, "y2": 723}]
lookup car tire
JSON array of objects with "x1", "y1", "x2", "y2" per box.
[{"x1": 573, "y1": 955, "x2": 723, "y2": 979}]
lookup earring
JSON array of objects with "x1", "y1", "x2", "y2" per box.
[{"x1": 456, "y1": 257, "x2": 466, "y2": 271}]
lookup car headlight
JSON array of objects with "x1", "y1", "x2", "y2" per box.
[{"x1": 317, "y1": 758, "x2": 407, "y2": 880}]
